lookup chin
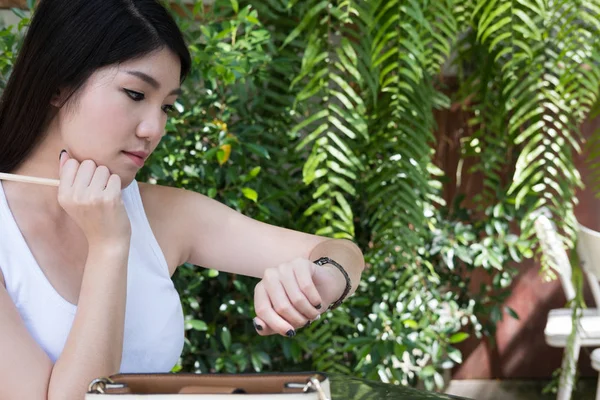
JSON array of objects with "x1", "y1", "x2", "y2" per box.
[
  {"x1": 106, "y1": 167, "x2": 136, "y2": 190},
  {"x1": 120, "y1": 175, "x2": 137, "y2": 190}
]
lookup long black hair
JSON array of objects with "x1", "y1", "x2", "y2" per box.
[{"x1": 0, "y1": 0, "x2": 191, "y2": 173}]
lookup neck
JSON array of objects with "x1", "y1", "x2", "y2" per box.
[{"x1": 5, "y1": 123, "x2": 66, "y2": 217}]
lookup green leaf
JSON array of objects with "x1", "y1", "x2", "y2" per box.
[
  {"x1": 251, "y1": 352, "x2": 262, "y2": 372},
  {"x1": 249, "y1": 166, "x2": 261, "y2": 178},
  {"x1": 295, "y1": 123, "x2": 328, "y2": 152},
  {"x1": 477, "y1": 1, "x2": 510, "y2": 41},
  {"x1": 505, "y1": 306, "x2": 520, "y2": 320},
  {"x1": 291, "y1": 109, "x2": 329, "y2": 137},
  {"x1": 221, "y1": 328, "x2": 232, "y2": 351},
  {"x1": 281, "y1": 1, "x2": 328, "y2": 49},
  {"x1": 420, "y1": 365, "x2": 436, "y2": 377},
  {"x1": 512, "y1": 9, "x2": 541, "y2": 40},
  {"x1": 403, "y1": 319, "x2": 418, "y2": 329},
  {"x1": 11, "y1": 7, "x2": 27, "y2": 19},
  {"x1": 328, "y1": 176, "x2": 356, "y2": 196},
  {"x1": 449, "y1": 332, "x2": 470, "y2": 344},
  {"x1": 241, "y1": 187, "x2": 258, "y2": 202},
  {"x1": 328, "y1": 115, "x2": 357, "y2": 139},
  {"x1": 480, "y1": 16, "x2": 512, "y2": 45},
  {"x1": 244, "y1": 143, "x2": 271, "y2": 160},
  {"x1": 186, "y1": 320, "x2": 208, "y2": 331},
  {"x1": 447, "y1": 347, "x2": 463, "y2": 364},
  {"x1": 303, "y1": 151, "x2": 328, "y2": 185}
]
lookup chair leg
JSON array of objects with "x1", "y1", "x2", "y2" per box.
[{"x1": 557, "y1": 335, "x2": 581, "y2": 400}]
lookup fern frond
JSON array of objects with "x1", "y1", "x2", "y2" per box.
[
  {"x1": 459, "y1": 0, "x2": 600, "y2": 249},
  {"x1": 587, "y1": 99, "x2": 600, "y2": 199},
  {"x1": 365, "y1": 0, "x2": 456, "y2": 266},
  {"x1": 283, "y1": 0, "x2": 369, "y2": 240}
]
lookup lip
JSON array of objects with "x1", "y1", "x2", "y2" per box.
[
  {"x1": 123, "y1": 151, "x2": 147, "y2": 167},
  {"x1": 124, "y1": 150, "x2": 149, "y2": 159}
]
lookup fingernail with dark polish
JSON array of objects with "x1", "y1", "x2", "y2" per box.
[
  {"x1": 316, "y1": 304, "x2": 322, "y2": 310},
  {"x1": 253, "y1": 319, "x2": 263, "y2": 331},
  {"x1": 59, "y1": 149, "x2": 66, "y2": 160},
  {"x1": 286, "y1": 329, "x2": 296, "y2": 338}
]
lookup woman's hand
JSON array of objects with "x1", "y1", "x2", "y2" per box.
[
  {"x1": 58, "y1": 150, "x2": 131, "y2": 247},
  {"x1": 252, "y1": 257, "x2": 347, "y2": 337}
]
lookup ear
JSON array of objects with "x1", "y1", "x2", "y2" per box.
[{"x1": 50, "y1": 88, "x2": 68, "y2": 108}]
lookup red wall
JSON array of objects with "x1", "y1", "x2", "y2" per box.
[{"x1": 434, "y1": 106, "x2": 600, "y2": 379}]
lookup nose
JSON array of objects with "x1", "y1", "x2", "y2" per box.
[{"x1": 136, "y1": 109, "x2": 165, "y2": 143}]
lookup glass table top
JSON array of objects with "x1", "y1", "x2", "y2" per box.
[{"x1": 329, "y1": 373, "x2": 471, "y2": 399}]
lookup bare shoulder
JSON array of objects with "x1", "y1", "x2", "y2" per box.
[
  {"x1": 136, "y1": 182, "x2": 244, "y2": 275},
  {"x1": 137, "y1": 182, "x2": 195, "y2": 276}
]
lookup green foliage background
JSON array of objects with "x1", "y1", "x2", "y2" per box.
[{"x1": 1, "y1": 0, "x2": 600, "y2": 394}]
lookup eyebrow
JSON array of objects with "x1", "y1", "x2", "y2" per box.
[{"x1": 125, "y1": 70, "x2": 182, "y2": 96}]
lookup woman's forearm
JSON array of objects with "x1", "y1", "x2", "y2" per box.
[{"x1": 47, "y1": 239, "x2": 130, "y2": 400}]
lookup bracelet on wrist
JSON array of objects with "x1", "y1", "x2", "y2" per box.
[{"x1": 313, "y1": 256, "x2": 352, "y2": 310}]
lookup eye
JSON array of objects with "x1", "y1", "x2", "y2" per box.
[
  {"x1": 124, "y1": 89, "x2": 144, "y2": 101},
  {"x1": 162, "y1": 104, "x2": 175, "y2": 115},
  {"x1": 124, "y1": 88, "x2": 174, "y2": 115}
]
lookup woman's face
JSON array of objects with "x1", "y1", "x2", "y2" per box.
[{"x1": 56, "y1": 48, "x2": 182, "y2": 187}]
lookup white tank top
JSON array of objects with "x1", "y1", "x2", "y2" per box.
[{"x1": 0, "y1": 179, "x2": 184, "y2": 373}]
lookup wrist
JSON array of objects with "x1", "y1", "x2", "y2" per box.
[
  {"x1": 87, "y1": 236, "x2": 131, "y2": 256},
  {"x1": 318, "y1": 266, "x2": 347, "y2": 306},
  {"x1": 313, "y1": 256, "x2": 353, "y2": 310}
]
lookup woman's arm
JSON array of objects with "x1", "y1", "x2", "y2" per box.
[
  {"x1": 141, "y1": 183, "x2": 363, "y2": 279},
  {"x1": 0, "y1": 274, "x2": 53, "y2": 399},
  {"x1": 141, "y1": 184, "x2": 366, "y2": 336},
  {"x1": 48, "y1": 239, "x2": 130, "y2": 399},
  {"x1": 0, "y1": 240, "x2": 130, "y2": 400},
  {"x1": 49, "y1": 152, "x2": 132, "y2": 399}
]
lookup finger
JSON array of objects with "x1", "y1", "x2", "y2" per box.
[
  {"x1": 89, "y1": 166, "x2": 111, "y2": 191},
  {"x1": 254, "y1": 314, "x2": 317, "y2": 335},
  {"x1": 252, "y1": 316, "x2": 275, "y2": 336},
  {"x1": 263, "y1": 269, "x2": 308, "y2": 327},
  {"x1": 58, "y1": 150, "x2": 78, "y2": 188},
  {"x1": 105, "y1": 174, "x2": 122, "y2": 194},
  {"x1": 279, "y1": 266, "x2": 320, "y2": 320},
  {"x1": 252, "y1": 283, "x2": 274, "y2": 335},
  {"x1": 254, "y1": 282, "x2": 296, "y2": 337},
  {"x1": 58, "y1": 149, "x2": 69, "y2": 172},
  {"x1": 73, "y1": 159, "x2": 97, "y2": 190},
  {"x1": 292, "y1": 262, "x2": 323, "y2": 311}
]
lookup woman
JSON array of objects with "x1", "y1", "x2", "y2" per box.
[{"x1": 0, "y1": 0, "x2": 365, "y2": 399}]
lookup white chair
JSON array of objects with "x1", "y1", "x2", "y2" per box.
[
  {"x1": 576, "y1": 223, "x2": 600, "y2": 400},
  {"x1": 535, "y1": 215, "x2": 600, "y2": 400},
  {"x1": 576, "y1": 224, "x2": 600, "y2": 311}
]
